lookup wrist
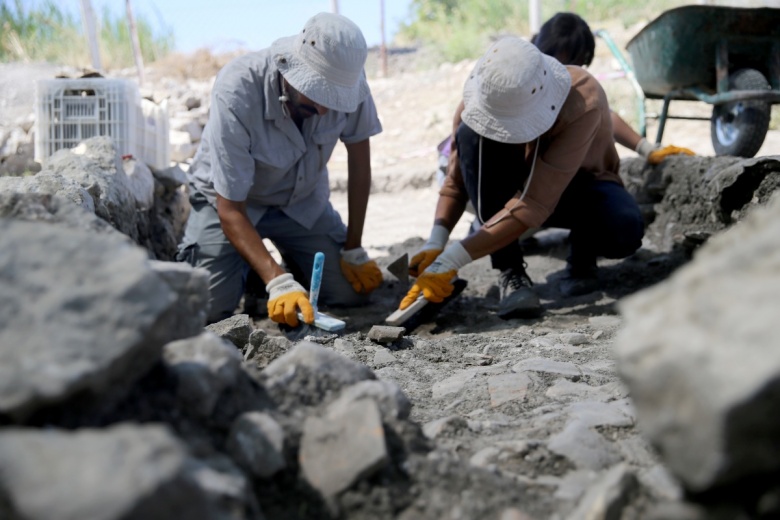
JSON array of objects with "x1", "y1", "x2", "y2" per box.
[
  {"x1": 635, "y1": 138, "x2": 657, "y2": 158},
  {"x1": 435, "y1": 242, "x2": 472, "y2": 271},
  {"x1": 266, "y1": 272, "x2": 294, "y2": 292},
  {"x1": 341, "y1": 246, "x2": 369, "y2": 264},
  {"x1": 426, "y1": 224, "x2": 450, "y2": 249}
]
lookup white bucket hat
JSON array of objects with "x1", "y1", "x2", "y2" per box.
[
  {"x1": 462, "y1": 36, "x2": 572, "y2": 144},
  {"x1": 270, "y1": 12, "x2": 369, "y2": 113}
]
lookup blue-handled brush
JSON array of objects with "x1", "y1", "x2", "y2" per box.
[{"x1": 297, "y1": 252, "x2": 346, "y2": 332}]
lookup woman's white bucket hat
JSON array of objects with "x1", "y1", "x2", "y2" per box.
[
  {"x1": 271, "y1": 12, "x2": 369, "y2": 113},
  {"x1": 462, "y1": 36, "x2": 571, "y2": 143}
]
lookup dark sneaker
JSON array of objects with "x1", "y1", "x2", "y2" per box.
[
  {"x1": 559, "y1": 264, "x2": 599, "y2": 297},
  {"x1": 497, "y1": 267, "x2": 542, "y2": 319}
]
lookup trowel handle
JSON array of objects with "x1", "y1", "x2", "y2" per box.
[{"x1": 309, "y1": 252, "x2": 325, "y2": 312}]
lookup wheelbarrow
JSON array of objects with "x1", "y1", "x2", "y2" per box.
[{"x1": 596, "y1": 4, "x2": 780, "y2": 158}]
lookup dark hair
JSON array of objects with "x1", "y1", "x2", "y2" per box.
[{"x1": 533, "y1": 12, "x2": 595, "y2": 67}]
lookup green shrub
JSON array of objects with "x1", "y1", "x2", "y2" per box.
[{"x1": 0, "y1": 0, "x2": 173, "y2": 68}]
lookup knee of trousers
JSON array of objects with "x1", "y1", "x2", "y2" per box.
[{"x1": 599, "y1": 216, "x2": 645, "y2": 259}]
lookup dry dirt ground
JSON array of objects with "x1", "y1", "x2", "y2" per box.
[
  {"x1": 6, "y1": 20, "x2": 778, "y2": 517},
  {"x1": 240, "y1": 26, "x2": 779, "y2": 517}
]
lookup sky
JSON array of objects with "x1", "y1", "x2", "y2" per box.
[{"x1": 67, "y1": 0, "x2": 415, "y2": 54}]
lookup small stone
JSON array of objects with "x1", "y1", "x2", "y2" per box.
[
  {"x1": 299, "y1": 399, "x2": 388, "y2": 499},
  {"x1": 227, "y1": 412, "x2": 286, "y2": 478},
  {"x1": 470, "y1": 446, "x2": 501, "y2": 467},
  {"x1": 422, "y1": 415, "x2": 468, "y2": 439},
  {"x1": 565, "y1": 464, "x2": 637, "y2": 520},
  {"x1": 367, "y1": 325, "x2": 405, "y2": 343},
  {"x1": 206, "y1": 314, "x2": 253, "y2": 350},
  {"x1": 499, "y1": 508, "x2": 534, "y2": 520},
  {"x1": 512, "y1": 358, "x2": 581, "y2": 378},
  {"x1": 431, "y1": 369, "x2": 477, "y2": 399},
  {"x1": 592, "y1": 330, "x2": 604, "y2": 340},
  {"x1": 557, "y1": 333, "x2": 590, "y2": 346},
  {"x1": 547, "y1": 421, "x2": 621, "y2": 471},
  {"x1": 373, "y1": 349, "x2": 398, "y2": 367},
  {"x1": 488, "y1": 373, "x2": 532, "y2": 407}
]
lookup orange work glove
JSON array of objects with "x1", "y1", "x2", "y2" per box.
[
  {"x1": 340, "y1": 247, "x2": 383, "y2": 294},
  {"x1": 647, "y1": 144, "x2": 696, "y2": 165},
  {"x1": 266, "y1": 273, "x2": 313, "y2": 327},
  {"x1": 400, "y1": 242, "x2": 472, "y2": 309},
  {"x1": 409, "y1": 224, "x2": 450, "y2": 277}
]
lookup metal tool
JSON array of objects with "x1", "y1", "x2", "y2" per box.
[{"x1": 297, "y1": 252, "x2": 346, "y2": 332}]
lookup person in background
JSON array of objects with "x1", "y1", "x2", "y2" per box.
[
  {"x1": 532, "y1": 11, "x2": 695, "y2": 163},
  {"x1": 177, "y1": 12, "x2": 383, "y2": 326},
  {"x1": 403, "y1": 37, "x2": 645, "y2": 319}
]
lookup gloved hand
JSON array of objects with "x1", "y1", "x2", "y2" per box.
[
  {"x1": 400, "y1": 242, "x2": 472, "y2": 309},
  {"x1": 647, "y1": 144, "x2": 695, "y2": 165},
  {"x1": 266, "y1": 273, "x2": 313, "y2": 327},
  {"x1": 636, "y1": 137, "x2": 695, "y2": 165},
  {"x1": 340, "y1": 247, "x2": 382, "y2": 294},
  {"x1": 409, "y1": 224, "x2": 450, "y2": 277}
]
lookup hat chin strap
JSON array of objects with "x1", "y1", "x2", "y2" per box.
[{"x1": 483, "y1": 136, "x2": 540, "y2": 229}]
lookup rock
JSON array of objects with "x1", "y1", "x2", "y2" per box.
[
  {"x1": 565, "y1": 464, "x2": 637, "y2": 520},
  {"x1": 206, "y1": 313, "x2": 253, "y2": 350},
  {"x1": 162, "y1": 331, "x2": 244, "y2": 418},
  {"x1": 487, "y1": 372, "x2": 532, "y2": 407},
  {"x1": 227, "y1": 412, "x2": 286, "y2": 478},
  {"x1": 499, "y1": 508, "x2": 534, "y2": 520},
  {"x1": 367, "y1": 325, "x2": 405, "y2": 343},
  {"x1": 148, "y1": 260, "x2": 210, "y2": 337},
  {"x1": 431, "y1": 369, "x2": 477, "y2": 399},
  {"x1": 615, "y1": 194, "x2": 780, "y2": 493},
  {"x1": 299, "y1": 399, "x2": 388, "y2": 499},
  {"x1": 245, "y1": 335, "x2": 289, "y2": 370},
  {"x1": 0, "y1": 424, "x2": 212, "y2": 520},
  {"x1": 422, "y1": 415, "x2": 468, "y2": 439},
  {"x1": 0, "y1": 171, "x2": 95, "y2": 213},
  {"x1": 547, "y1": 421, "x2": 622, "y2": 471},
  {"x1": 261, "y1": 341, "x2": 375, "y2": 411},
  {"x1": 122, "y1": 156, "x2": 155, "y2": 210},
  {"x1": 557, "y1": 332, "x2": 591, "y2": 346},
  {"x1": 512, "y1": 358, "x2": 582, "y2": 378},
  {"x1": 373, "y1": 348, "x2": 398, "y2": 367},
  {"x1": 0, "y1": 219, "x2": 193, "y2": 420},
  {"x1": 565, "y1": 401, "x2": 634, "y2": 428},
  {"x1": 327, "y1": 379, "x2": 412, "y2": 421},
  {"x1": 186, "y1": 455, "x2": 263, "y2": 520}
]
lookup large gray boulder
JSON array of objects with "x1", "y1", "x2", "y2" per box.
[
  {"x1": 0, "y1": 424, "x2": 213, "y2": 520},
  {"x1": 615, "y1": 193, "x2": 780, "y2": 493},
  {"x1": 0, "y1": 218, "x2": 207, "y2": 421}
]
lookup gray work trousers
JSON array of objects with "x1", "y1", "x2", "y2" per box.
[{"x1": 177, "y1": 190, "x2": 367, "y2": 323}]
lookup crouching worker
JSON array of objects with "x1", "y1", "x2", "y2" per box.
[
  {"x1": 177, "y1": 12, "x2": 383, "y2": 325},
  {"x1": 403, "y1": 36, "x2": 644, "y2": 319}
]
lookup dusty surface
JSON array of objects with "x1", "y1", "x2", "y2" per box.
[{"x1": 3, "y1": 19, "x2": 779, "y2": 517}]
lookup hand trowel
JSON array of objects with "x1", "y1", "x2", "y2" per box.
[{"x1": 297, "y1": 252, "x2": 346, "y2": 332}]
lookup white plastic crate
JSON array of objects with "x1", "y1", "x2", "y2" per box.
[
  {"x1": 139, "y1": 97, "x2": 171, "y2": 171},
  {"x1": 35, "y1": 78, "x2": 146, "y2": 165}
]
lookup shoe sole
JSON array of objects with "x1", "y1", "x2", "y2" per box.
[{"x1": 497, "y1": 305, "x2": 543, "y2": 320}]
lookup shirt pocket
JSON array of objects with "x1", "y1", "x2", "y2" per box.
[
  {"x1": 311, "y1": 125, "x2": 343, "y2": 172},
  {"x1": 250, "y1": 143, "x2": 301, "y2": 186}
]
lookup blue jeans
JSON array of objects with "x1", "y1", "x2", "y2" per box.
[
  {"x1": 456, "y1": 123, "x2": 644, "y2": 272},
  {"x1": 177, "y1": 190, "x2": 366, "y2": 323}
]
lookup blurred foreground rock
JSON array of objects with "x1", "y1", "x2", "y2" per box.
[{"x1": 617, "y1": 192, "x2": 780, "y2": 515}]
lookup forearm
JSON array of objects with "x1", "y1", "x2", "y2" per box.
[
  {"x1": 611, "y1": 111, "x2": 642, "y2": 151},
  {"x1": 216, "y1": 195, "x2": 285, "y2": 284},
  {"x1": 434, "y1": 195, "x2": 466, "y2": 232},
  {"x1": 344, "y1": 139, "x2": 371, "y2": 250},
  {"x1": 460, "y1": 212, "x2": 529, "y2": 261}
]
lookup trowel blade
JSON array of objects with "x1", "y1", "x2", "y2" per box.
[{"x1": 387, "y1": 253, "x2": 409, "y2": 285}]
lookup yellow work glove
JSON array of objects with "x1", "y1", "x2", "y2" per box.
[
  {"x1": 266, "y1": 273, "x2": 313, "y2": 327},
  {"x1": 409, "y1": 224, "x2": 450, "y2": 277},
  {"x1": 636, "y1": 137, "x2": 695, "y2": 165},
  {"x1": 340, "y1": 247, "x2": 383, "y2": 294},
  {"x1": 647, "y1": 144, "x2": 696, "y2": 165},
  {"x1": 400, "y1": 242, "x2": 472, "y2": 309}
]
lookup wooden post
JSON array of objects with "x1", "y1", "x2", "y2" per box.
[
  {"x1": 79, "y1": 0, "x2": 102, "y2": 71},
  {"x1": 126, "y1": 0, "x2": 145, "y2": 85},
  {"x1": 529, "y1": 0, "x2": 541, "y2": 36},
  {"x1": 379, "y1": 0, "x2": 388, "y2": 77}
]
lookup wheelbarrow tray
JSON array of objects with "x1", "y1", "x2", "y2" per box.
[{"x1": 626, "y1": 5, "x2": 780, "y2": 99}]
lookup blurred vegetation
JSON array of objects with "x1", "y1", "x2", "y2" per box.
[
  {"x1": 0, "y1": 0, "x2": 173, "y2": 68},
  {"x1": 396, "y1": 0, "x2": 688, "y2": 62}
]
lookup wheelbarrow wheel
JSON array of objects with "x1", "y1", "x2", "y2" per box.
[{"x1": 710, "y1": 68, "x2": 771, "y2": 158}]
